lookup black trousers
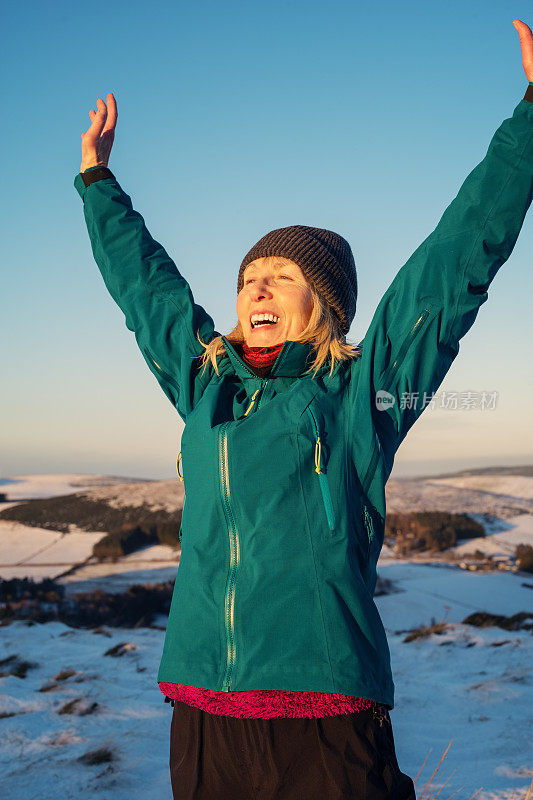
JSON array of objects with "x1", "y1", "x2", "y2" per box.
[{"x1": 168, "y1": 699, "x2": 416, "y2": 800}]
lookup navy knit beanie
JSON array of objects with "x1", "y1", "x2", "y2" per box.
[{"x1": 237, "y1": 225, "x2": 357, "y2": 335}]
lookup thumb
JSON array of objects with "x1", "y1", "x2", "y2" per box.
[{"x1": 513, "y1": 19, "x2": 533, "y2": 81}]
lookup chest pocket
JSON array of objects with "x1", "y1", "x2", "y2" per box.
[
  {"x1": 305, "y1": 403, "x2": 336, "y2": 532},
  {"x1": 292, "y1": 381, "x2": 339, "y2": 535}
]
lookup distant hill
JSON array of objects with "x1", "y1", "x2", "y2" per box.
[{"x1": 404, "y1": 464, "x2": 533, "y2": 480}]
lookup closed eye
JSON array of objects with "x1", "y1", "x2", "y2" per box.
[{"x1": 245, "y1": 275, "x2": 292, "y2": 284}]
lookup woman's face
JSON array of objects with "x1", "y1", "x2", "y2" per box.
[{"x1": 237, "y1": 256, "x2": 314, "y2": 346}]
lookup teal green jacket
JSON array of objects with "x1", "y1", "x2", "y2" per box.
[{"x1": 74, "y1": 88, "x2": 533, "y2": 708}]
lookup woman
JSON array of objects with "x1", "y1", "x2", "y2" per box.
[{"x1": 75, "y1": 20, "x2": 533, "y2": 799}]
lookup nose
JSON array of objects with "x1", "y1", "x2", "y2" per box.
[{"x1": 250, "y1": 278, "x2": 273, "y2": 300}]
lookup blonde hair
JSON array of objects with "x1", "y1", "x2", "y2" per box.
[{"x1": 195, "y1": 272, "x2": 361, "y2": 380}]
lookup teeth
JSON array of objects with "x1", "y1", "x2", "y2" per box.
[{"x1": 251, "y1": 313, "x2": 280, "y2": 328}]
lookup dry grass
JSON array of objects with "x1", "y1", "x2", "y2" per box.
[
  {"x1": 53, "y1": 668, "x2": 78, "y2": 681},
  {"x1": 414, "y1": 740, "x2": 533, "y2": 800},
  {"x1": 403, "y1": 622, "x2": 450, "y2": 643}
]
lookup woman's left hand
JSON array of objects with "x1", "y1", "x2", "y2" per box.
[{"x1": 513, "y1": 19, "x2": 533, "y2": 82}]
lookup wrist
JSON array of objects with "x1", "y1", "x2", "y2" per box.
[{"x1": 80, "y1": 161, "x2": 107, "y2": 173}]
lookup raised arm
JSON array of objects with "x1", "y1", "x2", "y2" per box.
[
  {"x1": 353, "y1": 22, "x2": 533, "y2": 492},
  {"x1": 75, "y1": 93, "x2": 217, "y2": 420}
]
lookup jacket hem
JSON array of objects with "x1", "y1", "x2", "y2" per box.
[{"x1": 156, "y1": 665, "x2": 394, "y2": 709}]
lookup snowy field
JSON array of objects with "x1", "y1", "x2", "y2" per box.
[
  {"x1": 1, "y1": 472, "x2": 532, "y2": 799},
  {"x1": 0, "y1": 474, "x2": 183, "y2": 590}
]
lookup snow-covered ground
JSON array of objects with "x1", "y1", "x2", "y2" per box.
[
  {"x1": 1, "y1": 471, "x2": 532, "y2": 799},
  {"x1": 1, "y1": 565, "x2": 531, "y2": 800},
  {"x1": 0, "y1": 474, "x2": 183, "y2": 589},
  {"x1": 57, "y1": 545, "x2": 179, "y2": 596},
  {"x1": 0, "y1": 521, "x2": 106, "y2": 582}
]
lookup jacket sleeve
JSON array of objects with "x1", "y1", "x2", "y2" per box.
[
  {"x1": 73, "y1": 169, "x2": 218, "y2": 421},
  {"x1": 357, "y1": 86, "x2": 533, "y2": 469}
]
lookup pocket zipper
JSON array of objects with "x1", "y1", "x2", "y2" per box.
[
  {"x1": 306, "y1": 406, "x2": 336, "y2": 532},
  {"x1": 362, "y1": 504, "x2": 375, "y2": 552},
  {"x1": 143, "y1": 347, "x2": 181, "y2": 393},
  {"x1": 381, "y1": 308, "x2": 430, "y2": 391},
  {"x1": 362, "y1": 309, "x2": 431, "y2": 497},
  {"x1": 176, "y1": 451, "x2": 184, "y2": 543}
]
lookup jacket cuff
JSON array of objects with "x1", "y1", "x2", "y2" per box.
[
  {"x1": 74, "y1": 165, "x2": 115, "y2": 198},
  {"x1": 524, "y1": 83, "x2": 533, "y2": 103}
]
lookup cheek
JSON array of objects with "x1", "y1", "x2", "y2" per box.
[
  {"x1": 301, "y1": 291, "x2": 314, "y2": 319},
  {"x1": 236, "y1": 294, "x2": 246, "y2": 319}
]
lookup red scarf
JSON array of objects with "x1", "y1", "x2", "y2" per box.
[{"x1": 241, "y1": 341, "x2": 283, "y2": 370}]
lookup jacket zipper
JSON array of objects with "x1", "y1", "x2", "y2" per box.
[
  {"x1": 218, "y1": 422, "x2": 240, "y2": 691},
  {"x1": 306, "y1": 406, "x2": 336, "y2": 532},
  {"x1": 218, "y1": 377, "x2": 267, "y2": 689}
]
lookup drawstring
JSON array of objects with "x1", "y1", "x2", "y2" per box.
[{"x1": 372, "y1": 703, "x2": 388, "y2": 727}]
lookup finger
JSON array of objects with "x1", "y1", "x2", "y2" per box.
[
  {"x1": 103, "y1": 92, "x2": 118, "y2": 132},
  {"x1": 513, "y1": 19, "x2": 533, "y2": 42},
  {"x1": 89, "y1": 109, "x2": 96, "y2": 120},
  {"x1": 90, "y1": 98, "x2": 108, "y2": 136},
  {"x1": 96, "y1": 97, "x2": 108, "y2": 116},
  {"x1": 513, "y1": 19, "x2": 533, "y2": 75}
]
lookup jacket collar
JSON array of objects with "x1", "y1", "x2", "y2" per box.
[{"x1": 221, "y1": 336, "x2": 318, "y2": 379}]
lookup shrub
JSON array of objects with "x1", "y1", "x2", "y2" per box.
[
  {"x1": 92, "y1": 525, "x2": 159, "y2": 560},
  {"x1": 1, "y1": 576, "x2": 175, "y2": 629},
  {"x1": 462, "y1": 611, "x2": 533, "y2": 631},
  {"x1": 516, "y1": 544, "x2": 533, "y2": 573},
  {"x1": 0, "y1": 493, "x2": 179, "y2": 535},
  {"x1": 92, "y1": 518, "x2": 182, "y2": 559},
  {"x1": 156, "y1": 516, "x2": 182, "y2": 548},
  {"x1": 385, "y1": 511, "x2": 485, "y2": 553}
]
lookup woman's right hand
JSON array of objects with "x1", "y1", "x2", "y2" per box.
[{"x1": 80, "y1": 92, "x2": 118, "y2": 173}]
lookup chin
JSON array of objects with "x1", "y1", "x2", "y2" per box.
[{"x1": 246, "y1": 331, "x2": 284, "y2": 347}]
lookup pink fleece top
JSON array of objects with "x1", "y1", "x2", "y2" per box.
[{"x1": 158, "y1": 342, "x2": 377, "y2": 718}]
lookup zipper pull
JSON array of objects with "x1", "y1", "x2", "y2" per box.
[
  {"x1": 314, "y1": 436, "x2": 322, "y2": 474},
  {"x1": 176, "y1": 451, "x2": 184, "y2": 482},
  {"x1": 242, "y1": 380, "x2": 268, "y2": 417},
  {"x1": 243, "y1": 387, "x2": 261, "y2": 417}
]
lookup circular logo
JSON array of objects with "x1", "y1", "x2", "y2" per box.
[{"x1": 375, "y1": 390, "x2": 395, "y2": 411}]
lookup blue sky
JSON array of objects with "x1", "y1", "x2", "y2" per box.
[{"x1": 2, "y1": 0, "x2": 532, "y2": 480}]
